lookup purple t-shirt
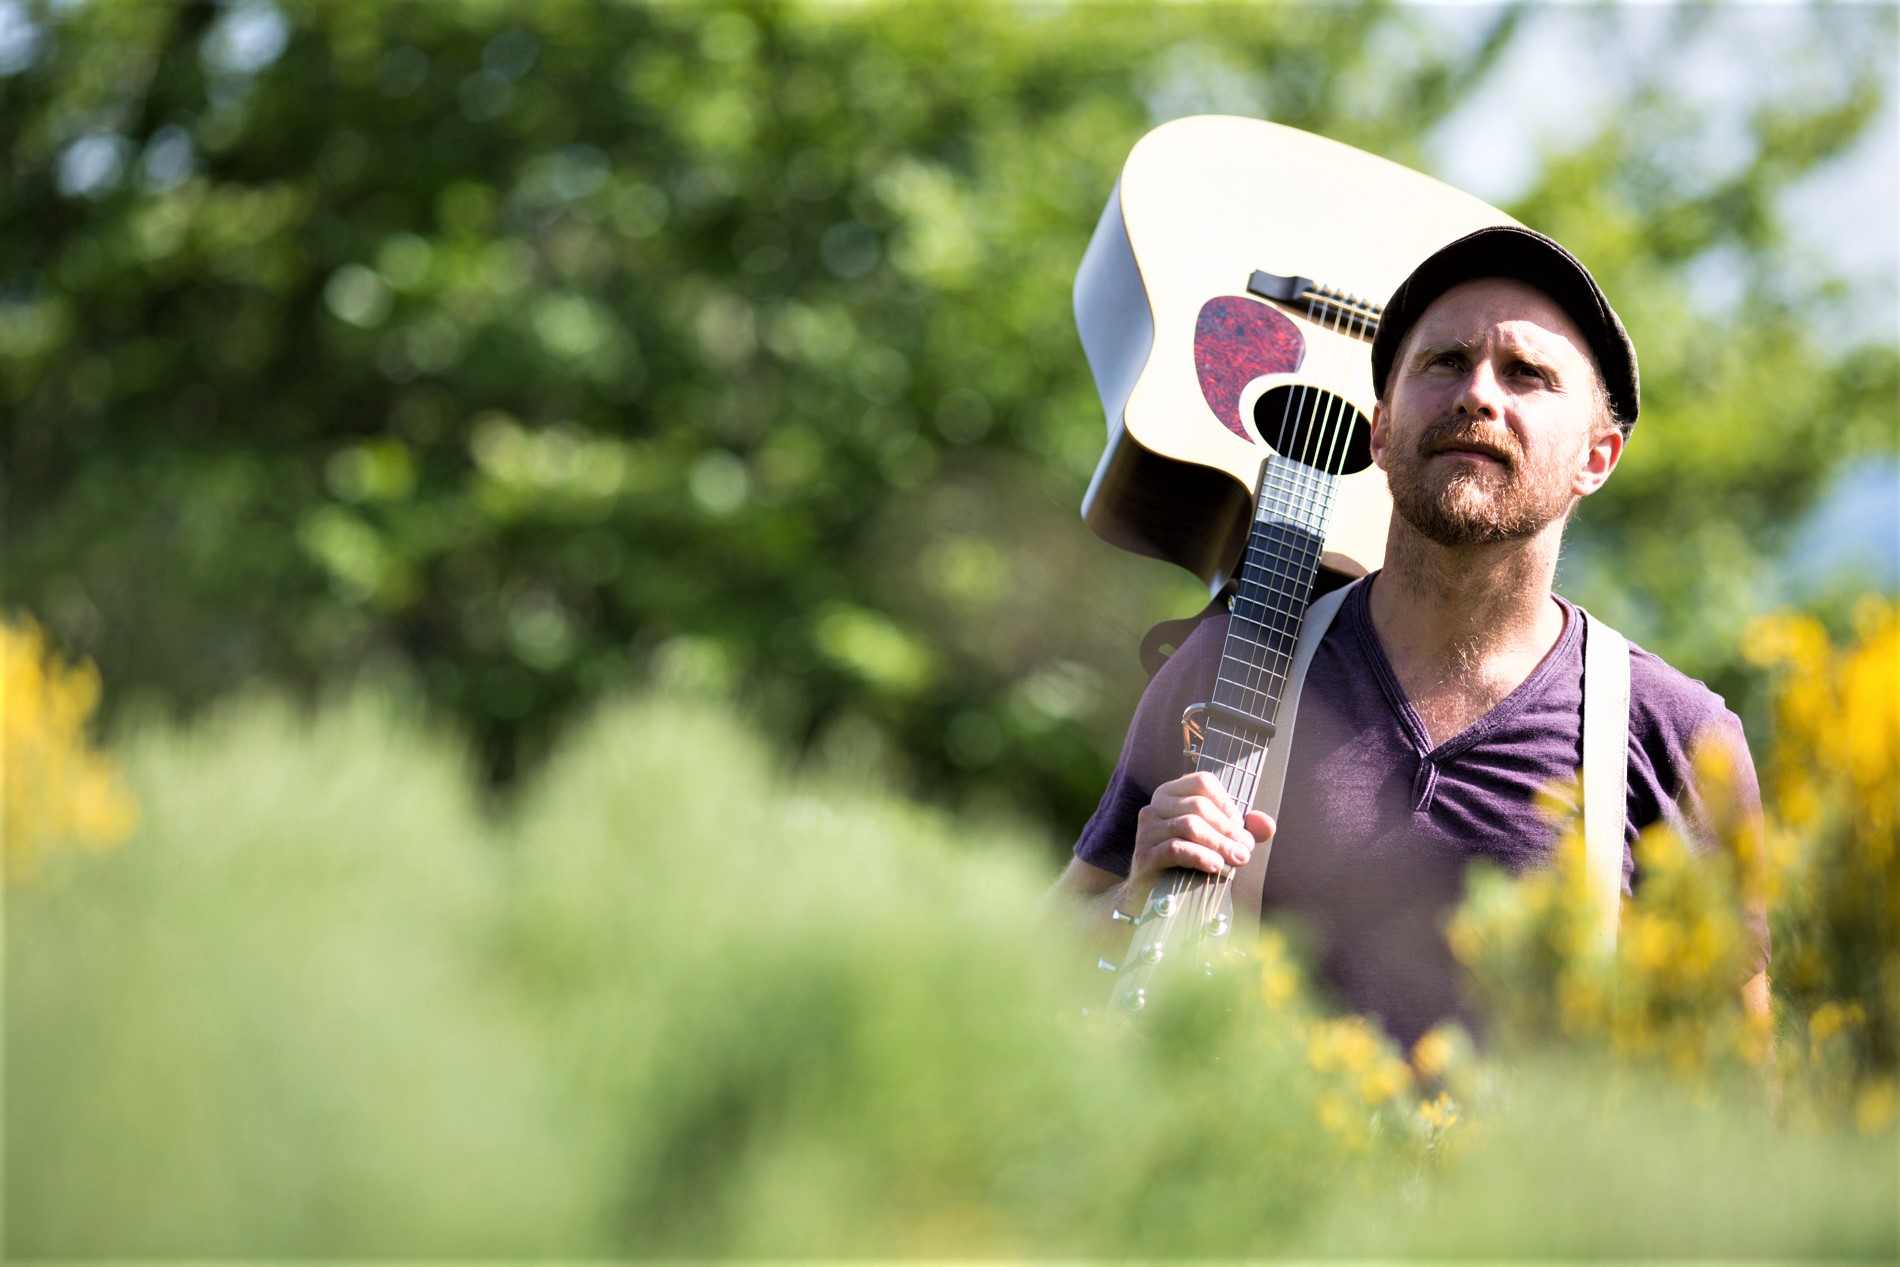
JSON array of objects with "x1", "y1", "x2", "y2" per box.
[{"x1": 1075, "y1": 575, "x2": 1767, "y2": 1047}]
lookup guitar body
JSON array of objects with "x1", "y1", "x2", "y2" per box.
[{"x1": 1075, "y1": 115, "x2": 1519, "y2": 591}]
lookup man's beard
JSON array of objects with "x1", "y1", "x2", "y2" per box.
[{"x1": 1385, "y1": 415, "x2": 1579, "y2": 548}]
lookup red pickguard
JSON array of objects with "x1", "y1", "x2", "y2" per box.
[{"x1": 1193, "y1": 296, "x2": 1305, "y2": 442}]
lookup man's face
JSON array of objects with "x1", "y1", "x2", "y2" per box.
[{"x1": 1372, "y1": 276, "x2": 1617, "y2": 548}]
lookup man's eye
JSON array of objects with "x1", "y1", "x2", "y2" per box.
[{"x1": 1509, "y1": 361, "x2": 1547, "y2": 381}]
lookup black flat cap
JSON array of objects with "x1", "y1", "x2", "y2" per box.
[{"x1": 1370, "y1": 225, "x2": 1639, "y2": 435}]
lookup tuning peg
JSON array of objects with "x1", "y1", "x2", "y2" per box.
[
  {"x1": 1110, "y1": 908, "x2": 1141, "y2": 926},
  {"x1": 1097, "y1": 957, "x2": 1118, "y2": 973}
]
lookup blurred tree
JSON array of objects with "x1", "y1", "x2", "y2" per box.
[{"x1": 1, "y1": 0, "x2": 1893, "y2": 841}]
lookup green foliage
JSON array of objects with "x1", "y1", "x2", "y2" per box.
[
  {"x1": 1311, "y1": 1054, "x2": 1897, "y2": 1259},
  {"x1": 4, "y1": 686, "x2": 1360, "y2": 1255},
  {"x1": 9, "y1": 686, "x2": 1895, "y2": 1256},
  {"x1": 2, "y1": 0, "x2": 1894, "y2": 838},
  {"x1": 1522, "y1": 6, "x2": 1900, "y2": 689}
]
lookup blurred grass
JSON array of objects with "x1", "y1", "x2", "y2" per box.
[
  {"x1": 7, "y1": 685, "x2": 1896, "y2": 1256},
  {"x1": 1309, "y1": 1057, "x2": 1897, "y2": 1259}
]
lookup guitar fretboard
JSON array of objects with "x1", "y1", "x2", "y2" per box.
[{"x1": 1196, "y1": 454, "x2": 1340, "y2": 811}]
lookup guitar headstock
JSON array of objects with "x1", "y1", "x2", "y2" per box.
[{"x1": 1103, "y1": 867, "x2": 1241, "y2": 1014}]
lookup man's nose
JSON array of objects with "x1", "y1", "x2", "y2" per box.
[{"x1": 1453, "y1": 361, "x2": 1503, "y2": 418}]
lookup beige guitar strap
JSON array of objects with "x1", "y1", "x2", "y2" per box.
[
  {"x1": 1579, "y1": 607, "x2": 1631, "y2": 953},
  {"x1": 1231, "y1": 584, "x2": 1632, "y2": 950},
  {"x1": 1232, "y1": 578, "x2": 1359, "y2": 943}
]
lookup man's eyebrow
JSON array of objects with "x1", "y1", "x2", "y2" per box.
[
  {"x1": 1407, "y1": 335, "x2": 1478, "y2": 362},
  {"x1": 1500, "y1": 340, "x2": 1567, "y2": 378}
]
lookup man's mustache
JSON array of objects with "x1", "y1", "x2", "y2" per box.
[{"x1": 1414, "y1": 416, "x2": 1519, "y2": 466}]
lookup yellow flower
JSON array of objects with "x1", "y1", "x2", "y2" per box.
[
  {"x1": 1807, "y1": 1001, "x2": 1866, "y2": 1068},
  {"x1": 1742, "y1": 611, "x2": 1829, "y2": 672},
  {"x1": 1557, "y1": 973, "x2": 1606, "y2": 1036},
  {"x1": 1417, "y1": 1090, "x2": 1459, "y2": 1131},
  {"x1": 1357, "y1": 1058, "x2": 1412, "y2": 1107},
  {"x1": 1307, "y1": 1016, "x2": 1382, "y2": 1075},
  {"x1": 1410, "y1": 1026, "x2": 1457, "y2": 1081},
  {"x1": 1259, "y1": 963, "x2": 1299, "y2": 1008},
  {"x1": 1855, "y1": 1078, "x2": 1897, "y2": 1136},
  {"x1": 1254, "y1": 928, "x2": 1302, "y2": 1009},
  {"x1": 1, "y1": 616, "x2": 139, "y2": 879}
]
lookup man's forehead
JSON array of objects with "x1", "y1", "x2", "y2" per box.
[{"x1": 1407, "y1": 276, "x2": 1593, "y2": 355}]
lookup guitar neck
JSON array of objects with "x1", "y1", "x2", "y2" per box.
[
  {"x1": 1196, "y1": 455, "x2": 1338, "y2": 807},
  {"x1": 1105, "y1": 460, "x2": 1341, "y2": 1018}
]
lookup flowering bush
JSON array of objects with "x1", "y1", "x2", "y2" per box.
[
  {"x1": 1747, "y1": 598, "x2": 1899, "y2": 1132},
  {"x1": 1249, "y1": 924, "x2": 1479, "y2": 1161},
  {"x1": 1448, "y1": 597, "x2": 1897, "y2": 1131}
]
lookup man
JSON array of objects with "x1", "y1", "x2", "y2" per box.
[{"x1": 1053, "y1": 226, "x2": 1769, "y2": 1047}]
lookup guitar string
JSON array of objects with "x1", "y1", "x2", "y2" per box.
[
  {"x1": 1227, "y1": 285, "x2": 1355, "y2": 751},
  {"x1": 1136, "y1": 292, "x2": 1383, "y2": 980},
  {"x1": 1201, "y1": 282, "x2": 1365, "y2": 935},
  {"x1": 1195, "y1": 293, "x2": 1326, "y2": 930},
  {"x1": 1201, "y1": 287, "x2": 1375, "y2": 949},
  {"x1": 1230, "y1": 286, "x2": 1368, "y2": 920},
  {"x1": 1208, "y1": 308, "x2": 1337, "y2": 922},
  {"x1": 1219, "y1": 296, "x2": 1335, "y2": 763}
]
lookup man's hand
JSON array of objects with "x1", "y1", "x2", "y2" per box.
[
  {"x1": 1045, "y1": 773, "x2": 1273, "y2": 944},
  {"x1": 1126, "y1": 771, "x2": 1272, "y2": 906}
]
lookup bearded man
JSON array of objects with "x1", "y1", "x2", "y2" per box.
[{"x1": 1053, "y1": 226, "x2": 1769, "y2": 1047}]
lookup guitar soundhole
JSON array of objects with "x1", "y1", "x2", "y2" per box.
[{"x1": 1253, "y1": 387, "x2": 1372, "y2": 475}]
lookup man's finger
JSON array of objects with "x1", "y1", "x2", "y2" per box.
[{"x1": 1143, "y1": 837, "x2": 1234, "y2": 877}]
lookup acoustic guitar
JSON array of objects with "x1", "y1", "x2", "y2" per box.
[{"x1": 1073, "y1": 116, "x2": 1515, "y2": 1012}]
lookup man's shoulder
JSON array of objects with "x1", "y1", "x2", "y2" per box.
[{"x1": 1621, "y1": 635, "x2": 1746, "y2": 758}]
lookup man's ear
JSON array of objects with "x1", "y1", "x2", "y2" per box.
[
  {"x1": 1572, "y1": 425, "x2": 1624, "y2": 498},
  {"x1": 1369, "y1": 400, "x2": 1389, "y2": 471}
]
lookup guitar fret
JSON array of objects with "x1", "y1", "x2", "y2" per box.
[
  {"x1": 1219, "y1": 627, "x2": 1297, "y2": 658},
  {"x1": 1220, "y1": 630, "x2": 1298, "y2": 674},
  {"x1": 1217, "y1": 659, "x2": 1293, "y2": 696},
  {"x1": 1192, "y1": 448, "x2": 1345, "y2": 828},
  {"x1": 1242, "y1": 535, "x2": 1322, "y2": 569},
  {"x1": 1194, "y1": 739, "x2": 1260, "y2": 808},
  {"x1": 1241, "y1": 535, "x2": 1322, "y2": 576},
  {"x1": 1235, "y1": 563, "x2": 1318, "y2": 608}
]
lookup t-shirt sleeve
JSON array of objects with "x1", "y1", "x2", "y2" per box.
[
  {"x1": 1626, "y1": 647, "x2": 1771, "y2": 977},
  {"x1": 1072, "y1": 614, "x2": 1226, "y2": 877}
]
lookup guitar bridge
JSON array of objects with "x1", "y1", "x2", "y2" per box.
[{"x1": 1248, "y1": 269, "x2": 1382, "y2": 342}]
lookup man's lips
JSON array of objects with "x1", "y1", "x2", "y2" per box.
[{"x1": 1426, "y1": 442, "x2": 1510, "y2": 464}]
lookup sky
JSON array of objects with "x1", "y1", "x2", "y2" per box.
[{"x1": 1424, "y1": 2, "x2": 1897, "y2": 315}]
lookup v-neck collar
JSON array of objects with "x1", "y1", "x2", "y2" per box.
[{"x1": 1346, "y1": 573, "x2": 1582, "y2": 763}]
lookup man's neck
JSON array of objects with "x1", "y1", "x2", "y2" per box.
[{"x1": 1367, "y1": 517, "x2": 1568, "y2": 744}]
